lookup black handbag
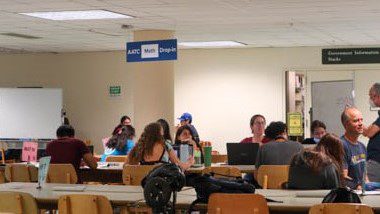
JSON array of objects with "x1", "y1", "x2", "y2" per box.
[{"x1": 322, "y1": 187, "x2": 361, "y2": 203}]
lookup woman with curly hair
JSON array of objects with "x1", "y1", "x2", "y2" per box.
[{"x1": 126, "y1": 122, "x2": 194, "y2": 171}]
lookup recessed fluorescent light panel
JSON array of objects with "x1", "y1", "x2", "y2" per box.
[
  {"x1": 179, "y1": 41, "x2": 245, "y2": 48},
  {"x1": 19, "y1": 10, "x2": 132, "y2": 20}
]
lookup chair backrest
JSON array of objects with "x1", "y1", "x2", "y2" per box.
[
  {"x1": 58, "y1": 194, "x2": 112, "y2": 214},
  {"x1": 1, "y1": 148, "x2": 5, "y2": 164},
  {"x1": 5, "y1": 164, "x2": 36, "y2": 182},
  {"x1": 309, "y1": 203, "x2": 374, "y2": 214},
  {"x1": 0, "y1": 171, "x2": 5, "y2": 183},
  {"x1": 208, "y1": 193, "x2": 269, "y2": 214},
  {"x1": 47, "y1": 164, "x2": 78, "y2": 184},
  {"x1": 257, "y1": 165, "x2": 289, "y2": 189},
  {"x1": 0, "y1": 192, "x2": 38, "y2": 214},
  {"x1": 211, "y1": 154, "x2": 227, "y2": 163},
  {"x1": 202, "y1": 166, "x2": 241, "y2": 178},
  {"x1": 105, "y1": 155, "x2": 128, "y2": 162},
  {"x1": 122, "y1": 164, "x2": 156, "y2": 185}
]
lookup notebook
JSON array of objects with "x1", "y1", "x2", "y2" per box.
[{"x1": 226, "y1": 143, "x2": 259, "y2": 165}]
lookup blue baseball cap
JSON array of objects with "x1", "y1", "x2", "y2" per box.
[{"x1": 178, "y1": 112, "x2": 192, "y2": 122}]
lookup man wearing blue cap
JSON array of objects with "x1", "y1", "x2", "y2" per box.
[{"x1": 178, "y1": 112, "x2": 200, "y2": 143}]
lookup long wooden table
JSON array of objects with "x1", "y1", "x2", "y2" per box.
[
  {"x1": 1, "y1": 182, "x2": 380, "y2": 213},
  {"x1": 186, "y1": 164, "x2": 256, "y2": 174},
  {"x1": 0, "y1": 182, "x2": 144, "y2": 209},
  {"x1": 79, "y1": 162, "x2": 255, "y2": 183},
  {"x1": 173, "y1": 188, "x2": 380, "y2": 213},
  {"x1": 79, "y1": 162, "x2": 124, "y2": 183},
  {"x1": 0, "y1": 162, "x2": 255, "y2": 183}
]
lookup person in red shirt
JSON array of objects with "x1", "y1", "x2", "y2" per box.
[
  {"x1": 46, "y1": 125, "x2": 97, "y2": 171},
  {"x1": 240, "y1": 114, "x2": 270, "y2": 145}
]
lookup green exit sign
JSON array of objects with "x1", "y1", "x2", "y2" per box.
[{"x1": 109, "y1": 86, "x2": 121, "y2": 96}]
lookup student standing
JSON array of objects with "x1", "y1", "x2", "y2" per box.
[{"x1": 364, "y1": 83, "x2": 380, "y2": 182}]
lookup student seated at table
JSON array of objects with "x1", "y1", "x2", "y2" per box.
[
  {"x1": 174, "y1": 125, "x2": 204, "y2": 163},
  {"x1": 302, "y1": 120, "x2": 327, "y2": 144},
  {"x1": 46, "y1": 125, "x2": 97, "y2": 170},
  {"x1": 101, "y1": 125, "x2": 135, "y2": 162},
  {"x1": 157, "y1": 118, "x2": 173, "y2": 145},
  {"x1": 255, "y1": 121, "x2": 303, "y2": 169},
  {"x1": 288, "y1": 133, "x2": 343, "y2": 189},
  {"x1": 112, "y1": 115, "x2": 132, "y2": 135},
  {"x1": 240, "y1": 114, "x2": 271, "y2": 145},
  {"x1": 126, "y1": 122, "x2": 194, "y2": 171}
]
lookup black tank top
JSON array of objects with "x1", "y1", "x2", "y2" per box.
[{"x1": 140, "y1": 144, "x2": 169, "y2": 165}]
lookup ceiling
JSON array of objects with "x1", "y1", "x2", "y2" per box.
[{"x1": 1, "y1": 0, "x2": 380, "y2": 53}]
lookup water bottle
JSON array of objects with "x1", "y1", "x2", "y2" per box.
[{"x1": 194, "y1": 148, "x2": 201, "y2": 165}]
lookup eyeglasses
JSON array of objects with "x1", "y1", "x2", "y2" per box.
[{"x1": 254, "y1": 121, "x2": 266, "y2": 125}]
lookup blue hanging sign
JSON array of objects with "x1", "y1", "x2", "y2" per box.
[{"x1": 126, "y1": 39, "x2": 177, "y2": 62}]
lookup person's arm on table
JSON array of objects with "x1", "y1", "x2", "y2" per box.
[{"x1": 83, "y1": 153, "x2": 98, "y2": 169}]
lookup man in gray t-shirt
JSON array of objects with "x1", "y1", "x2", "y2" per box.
[{"x1": 255, "y1": 121, "x2": 303, "y2": 169}]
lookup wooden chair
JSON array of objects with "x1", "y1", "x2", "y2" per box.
[
  {"x1": 105, "y1": 155, "x2": 128, "y2": 162},
  {"x1": 0, "y1": 142, "x2": 15, "y2": 164},
  {"x1": 257, "y1": 165, "x2": 289, "y2": 189},
  {"x1": 1, "y1": 148, "x2": 5, "y2": 164},
  {"x1": 309, "y1": 203, "x2": 374, "y2": 214},
  {"x1": 58, "y1": 194, "x2": 112, "y2": 214},
  {"x1": 211, "y1": 154, "x2": 227, "y2": 163},
  {"x1": 208, "y1": 193, "x2": 269, "y2": 214},
  {"x1": 0, "y1": 192, "x2": 38, "y2": 214},
  {"x1": 122, "y1": 164, "x2": 157, "y2": 185},
  {"x1": 0, "y1": 171, "x2": 5, "y2": 183},
  {"x1": 4, "y1": 164, "x2": 38, "y2": 182},
  {"x1": 203, "y1": 166, "x2": 241, "y2": 179},
  {"x1": 47, "y1": 164, "x2": 78, "y2": 184},
  {"x1": 122, "y1": 165, "x2": 156, "y2": 213}
]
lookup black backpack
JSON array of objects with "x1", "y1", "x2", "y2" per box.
[
  {"x1": 188, "y1": 173, "x2": 256, "y2": 212},
  {"x1": 141, "y1": 163, "x2": 186, "y2": 214},
  {"x1": 322, "y1": 187, "x2": 361, "y2": 203}
]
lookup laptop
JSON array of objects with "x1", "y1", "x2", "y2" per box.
[{"x1": 226, "y1": 143, "x2": 259, "y2": 165}]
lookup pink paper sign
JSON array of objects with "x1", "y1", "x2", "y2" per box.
[{"x1": 22, "y1": 141, "x2": 38, "y2": 162}]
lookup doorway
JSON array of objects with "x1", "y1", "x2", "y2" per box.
[{"x1": 311, "y1": 80, "x2": 354, "y2": 137}]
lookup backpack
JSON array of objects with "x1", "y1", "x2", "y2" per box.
[
  {"x1": 188, "y1": 173, "x2": 256, "y2": 212},
  {"x1": 322, "y1": 187, "x2": 361, "y2": 203},
  {"x1": 142, "y1": 163, "x2": 186, "y2": 214}
]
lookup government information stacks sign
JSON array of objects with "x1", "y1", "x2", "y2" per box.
[
  {"x1": 322, "y1": 48, "x2": 380, "y2": 64},
  {"x1": 126, "y1": 39, "x2": 177, "y2": 62}
]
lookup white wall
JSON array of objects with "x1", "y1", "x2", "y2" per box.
[
  {"x1": 0, "y1": 46, "x2": 379, "y2": 154},
  {"x1": 175, "y1": 47, "x2": 380, "y2": 153},
  {"x1": 0, "y1": 52, "x2": 134, "y2": 153}
]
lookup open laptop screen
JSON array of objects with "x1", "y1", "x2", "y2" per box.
[{"x1": 226, "y1": 143, "x2": 259, "y2": 165}]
